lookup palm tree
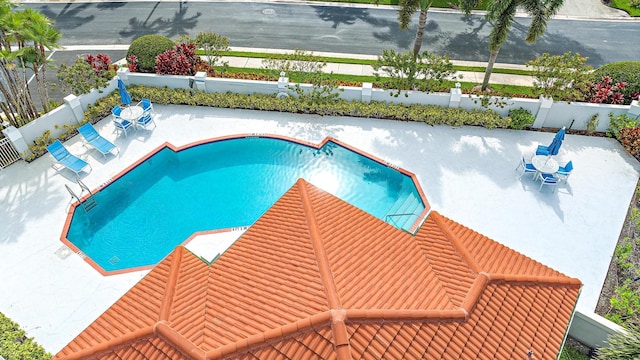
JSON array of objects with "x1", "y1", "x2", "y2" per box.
[
  {"x1": 460, "y1": 0, "x2": 564, "y2": 90},
  {"x1": 18, "y1": 8, "x2": 61, "y2": 112},
  {"x1": 398, "y1": 0, "x2": 434, "y2": 59}
]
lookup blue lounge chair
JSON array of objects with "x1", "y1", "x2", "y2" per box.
[
  {"x1": 78, "y1": 123, "x2": 119, "y2": 158},
  {"x1": 46, "y1": 140, "x2": 92, "y2": 175}
]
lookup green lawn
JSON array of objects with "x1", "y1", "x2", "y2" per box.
[{"x1": 609, "y1": 0, "x2": 640, "y2": 16}]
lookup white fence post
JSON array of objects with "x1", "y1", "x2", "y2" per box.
[
  {"x1": 628, "y1": 100, "x2": 640, "y2": 120},
  {"x1": 117, "y1": 68, "x2": 129, "y2": 85},
  {"x1": 64, "y1": 94, "x2": 84, "y2": 124},
  {"x1": 194, "y1": 72, "x2": 207, "y2": 92},
  {"x1": 449, "y1": 86, "x2": 462, "y2": 108},
  {"x1": 2, "y1": 126, "x2": 31, "y2": 159},
  {"x1": 362, "y1": 82, "x2": 373, "y2": 103},
  {"x1": 532, "y1": 96, "x2": 553, "y2": 128}
]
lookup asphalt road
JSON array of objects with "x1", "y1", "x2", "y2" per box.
[{"x1": 22, "y1": 1, "x2": 639, "y2": 67}]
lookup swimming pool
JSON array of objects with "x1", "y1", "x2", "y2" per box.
[{"x1": 63, "y1": 136, "x2": 428, "y2": 273}]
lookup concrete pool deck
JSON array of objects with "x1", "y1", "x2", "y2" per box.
[{"x1": 1, "y1": 105, "x2": 639, "y2": 353}]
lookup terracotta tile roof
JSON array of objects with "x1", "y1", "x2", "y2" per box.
[{"x1": 54, "y1": 179, "x2": 580, "y2": 360}]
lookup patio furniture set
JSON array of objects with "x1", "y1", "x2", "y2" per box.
[
  {"x1": 517, "y1": 127, "x2": 574, "y2": 191},
  {"x1": 46, "y1": 80, "x2": 156, "y2": 176}
]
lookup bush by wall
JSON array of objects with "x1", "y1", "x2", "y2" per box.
[
  {"x1": 593, "y1": 62, "x2": 640, "y2": 103},
  {"x1": 0, "y1": 312, "x2": 51, "y2": 359},
  {"x1": 126, "y1": 35, "x2": 175, "y2": 73}
]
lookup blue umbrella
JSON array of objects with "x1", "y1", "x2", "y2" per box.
[
  {"x1": 547, "y1": 127, "x2": 565, "y2": 156},
  {"x1": 117, "y1": 79, "x2": 131, "y2": 106}
]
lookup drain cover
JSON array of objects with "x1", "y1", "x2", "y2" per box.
[
  {"x1": 54, "y1": 246, "x2": 73, "y2": 259},
  {"x1": 109, "y1": 256, "x2": 120, "y2": 265},
  {"x1": 262, "y1": 8, "x2": 275, "y2": 15}
]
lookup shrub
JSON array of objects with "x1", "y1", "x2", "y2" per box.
[
  {"x1": 507, "y1": 107, "x2": 535, "y2": 130},
  {"x1": 57, "y1": 53, "x2": 117, "y2": 95},
  {"x1": 607, "y1": 113, "x2": 638, "y2": 139},
  {"x1": 373, "y1": 49, "x2": 458, "y2": 97},
  {"x1": 593, "y1": 62, "x2": 640, "y2": 103},
  {"x1": 618, "y1": 125, "x2": 640, "y2": 161},
  {"x1": 632, "y1": 0, "x2": 640, "y2": 8},
  {"x1": 155, "y1": 43, "x2": 198, "y2": 76},
  {"x1": 590, "y1": 76, "x2": 629, "y2": 104},
  {"x1": 596, "y1": 324, "x2": 640, "y2": 359},
  {"x1": 126, "y1": 35, "x2": 175, "y2": 73},
  {"x1": 526, "y1": 52, "x2": 592, "y2": 102},
  {"x1": 0, "y1": 312, "x2": 51, "y2": 359}
]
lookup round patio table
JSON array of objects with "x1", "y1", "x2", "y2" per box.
[
  {"x1": 120, "y1": 106, "x2": 143, "y2": 122},
  {"x1": 532, "y1": 155, "x2": 559, "y2": 175}
]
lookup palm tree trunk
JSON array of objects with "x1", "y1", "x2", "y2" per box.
[
  {"x1": 481, "y1": 48, "x2": 500, "y2": 91},
  {"x1": 412, "y1": 9, "x2": 428, "y2": 59}
]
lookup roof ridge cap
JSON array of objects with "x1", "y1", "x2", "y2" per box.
[
  {"x1": 205, "y1": 312, "x2": 333, "y2": 359},
  {"x1": 159, "y1": 246, "x2": 184, "y2": 321},
  {"x1": 487, "y1": 273, "x2": 582, "y2": 287},
  {"x1": 56, "y1": 326, "x2": 155, "y2": 360},
  {"x1": 459, "y1": 272, "x2": 491, "y2": 318},
  {"x1": 345, "y1": 309, "x2": 467, "y2": 322},
  {"x1": 297, "y1": 179, "x2": 342, "y2": 309},
  {"x1": 154, "y1": 320, "x2": 206, "y2": 359},
  {"x1": 430, "y1": 211, "x2": 481, "y2": 273}
]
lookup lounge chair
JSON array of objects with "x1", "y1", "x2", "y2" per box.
[
  {"x1": 46, "y1": 140, "x2": 92, "y2": 176},
  {"x1": 78, "y1": 123, "x2": 119, "y2": 158}
]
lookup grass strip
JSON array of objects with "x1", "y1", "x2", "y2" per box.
[
  {"x1": 208, "y1": 50, "x2": 534, "y2": 76},
  {"x1": 609, "y1": 0, "x2": 640, "y2": 16}
]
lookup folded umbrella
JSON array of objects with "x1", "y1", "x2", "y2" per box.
[{"x1": 118, "y1": 79, "x2": 131, "y2": 106}]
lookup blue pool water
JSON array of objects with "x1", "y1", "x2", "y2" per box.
[{"x1": 65, "y1": 137, "x2": 425, "y2": 272}]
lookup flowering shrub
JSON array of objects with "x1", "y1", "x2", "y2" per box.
[
  {"x1": 618, "y1": 126, "x2": 640, "y2": 161},
  {"x1": 589, "y1": 76, "x2": 628, "y2": 104},
  {"x1": 57, "y1": 53, "x2": 117, "y2": 95},
  {"x1": 155, "y1": 43, "x2": 199, "y2": 76},
  {"x1": 127, "y1": 55, "x2": 138, "y2": 72},
  {"x1": 85, "y1": 54, "x2": 116, "y2": 76}
]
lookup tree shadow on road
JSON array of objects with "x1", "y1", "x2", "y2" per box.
[
  {"x1": 312, "y1": 6, "x2": 370, "y2": 29},
  {"x1": 119, "y1": 1, "x2": 201, "y2": 40},
  {"x1": 424, "y1": 16, "x2": 605, "y2": 66},
  {"x1": 38, "y1": 3, "x2": 95, "y2": 30}
]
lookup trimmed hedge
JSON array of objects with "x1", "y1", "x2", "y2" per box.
[
  {"x1": 126, "y1": 35, "x2": 175, "y2": 73},
  {"x1": 120, "y1": 85, "x2": 511, "y2": 128},
  {"x1": 592, "y1": 62, "x2": 640, "y2": 102},
  {"x1": 0, "y1": 312, "x2": 51, "y2": 359},
  {"x1": 26, "y1": 85, "x2": 517, "y2": 162}
]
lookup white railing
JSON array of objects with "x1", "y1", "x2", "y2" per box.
[{"x1": 0, "y1": 137, "x2": 21, "y2": 169}]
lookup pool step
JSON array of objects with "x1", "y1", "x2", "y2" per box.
[{"x1": 384, "y1": 191, "x2": 423, "y2": 231}]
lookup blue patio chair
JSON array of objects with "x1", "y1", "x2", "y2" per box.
[
  {"x1": 538, "y1": 173, "x2": 559, "y2": 192},
  {"x1": 516, "y1": 156, "x2": 537, "y2": 178},
  {"x1": 78, "y1": 123, "x2": 119, "y2": 158},
  {"x1": 137, "y1": 98, "x2": 154, "y2": 114},
  {"x1": 557, "y1": 160, "x2": 573, "y2": 183},
  {"x1": 46, "y1": 140, "x2": 92, "y2": 176},
  {"x1": 112, "y1": 105, "x2": 133, "y2": 137},
  {"x1": 135, "y1": 98, "x2": 157, "y2": 130},
  {"x1": 536, "y1": 144, "x2": 550, "y2": 156}
]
